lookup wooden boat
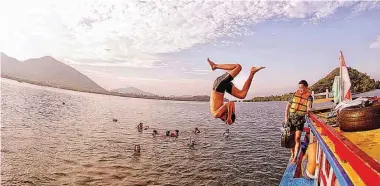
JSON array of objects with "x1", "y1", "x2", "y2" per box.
[
  {"x1": 280, "y1": 105, "x2": 380, "y2": 185},
  {"x1": 280, "y1": 51, "x2": 380, "y2": 185}
]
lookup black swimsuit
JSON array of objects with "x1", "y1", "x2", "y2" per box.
[{"x1": 213, "y1": 72, "x2": 234, "y2": 94}]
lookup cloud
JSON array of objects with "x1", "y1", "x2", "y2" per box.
[
  {"x1": 370, "y1": 36, "x2": 380, "y2": 49},
  {"x1": 183, "y1": 71, "x2": 207, "y2": 75},
  {"x1": 1, "y1": 0, "x2": 378, "y2": 67},
  {"x1": 181, "y1": 65, "x2": 210, "y2": 75}
]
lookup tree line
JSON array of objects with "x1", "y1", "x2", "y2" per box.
[{"x1": 245, "y1": 67, "x2": 380, "y2": 102}]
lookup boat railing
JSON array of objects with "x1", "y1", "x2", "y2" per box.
[
  {"x1": 306, "y1": 116, "x2": 354, "y2": 186},
  {"x1": 312, "y1": 89, "x2": 331, "y2": 100}
]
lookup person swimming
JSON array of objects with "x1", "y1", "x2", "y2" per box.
[
  {"x1": 152, "y1": 129, "x2": 158, "y2": 136},
  {"x1": 137, "y1": 122, "x2": 143, "y2": 130},
  {"x1": 170, "y1": 130, "x2": 179, "y2": 137},
  {"x1": 134, "y1": 144, "x2": 141, "y2": 154},
  {"x1": 188, "y1": 137, "x2": 195, "y2": 149},
  {"x1": 223, "y1": 129, "x2": 230, "y2": 138},
  {"x1": 194, "y1": 127, "x2": 201, "y2": 134},
  {"x1": 165, "y1": 130, "x2": 179, "y2": 137}
]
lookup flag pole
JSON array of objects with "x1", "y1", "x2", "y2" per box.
[{"x1": 339, "y1": 51, "x2": 343, "y2": 103}]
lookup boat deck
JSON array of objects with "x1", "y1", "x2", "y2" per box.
[
  {"x1": 311, "y1": 110, "x2": 380, "y2": 185},
  {"x1": 337, "y1": 127, "x2": 380, "y2": 162},
  {"x1": 314, "y1": 111, "x2": 380, "y2": 162},
  {"x1": 310, "y1": 114, "x2": 364, "y2": 185}
]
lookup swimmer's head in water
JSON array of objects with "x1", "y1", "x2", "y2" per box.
[
  {"x1": 195, "y1": 128, "x2": 200, "y2": 133},
  {"x1": 166, "y1": 131, "x2": 170, "y2": 136},
  {"x1": 175, "y1": 130, "x2": 179, "y2": 134},
  {"x1": 134, "y1": 145, "x2": 141, "y2": 152}
]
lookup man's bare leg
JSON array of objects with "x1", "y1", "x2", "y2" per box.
[
  {"x1": 207, "y1": 58, "x2": 242, "y2": 78},
  {"x1": 208, "y1": 58, "x2": 239, "y2": 70},
  {"x1": 292, "y1": 130, "x2": 302, "y2": 164},
  {"x1": 290, "y1": 148, "x2": 294, "y2": 161},
  {"x1": 230, "y1": 67, "x2": 265, "y2": 99}
]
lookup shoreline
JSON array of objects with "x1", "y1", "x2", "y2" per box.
[
  {"x1": 1, "y1": 76, "x2": 215, "y2": 102},
  {"x1": 3, "y1": 77, "x2": 378, "y2": 103}
]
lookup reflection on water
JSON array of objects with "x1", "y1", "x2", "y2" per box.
[{"x1": 1, "y1": 79, "x2": 289, "y2": 185}]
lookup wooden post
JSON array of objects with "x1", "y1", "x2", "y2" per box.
[{"x1": 326, "y1": 89, "x2": 329, "y2": 98}]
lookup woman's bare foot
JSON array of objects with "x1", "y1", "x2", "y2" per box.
[
  {"x1": 251, "y1": 66, "x2": 265, "y2": 74},
  {"x1": 207, "y1": 58, "x2": 216, "y2": 70}
]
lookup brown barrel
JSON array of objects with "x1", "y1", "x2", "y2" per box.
[{"x1": 338, "y1": 102, "x2": 380, "y2": 132}]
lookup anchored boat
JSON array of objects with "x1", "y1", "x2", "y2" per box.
[{"x1": 280, "y1": 52, "x2": 380, "y2": 186}]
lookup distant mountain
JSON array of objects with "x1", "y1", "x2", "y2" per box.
[
  {"x1": 1, "y1": 53, "x2": 107, "y2": 93},
  {"x1": 0, "y1": 53, "x2": 226, "y2": 102},
  {"x1": 111, "y1": 87, "x2": 155, "y2": 96}
]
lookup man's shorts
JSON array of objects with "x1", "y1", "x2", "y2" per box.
[
  {"x1": 213, "y1": 72, "x2": 234, "y2": 94},
  {"x1": 288, "y1": 113, "x2": 306, "y2": 131}
]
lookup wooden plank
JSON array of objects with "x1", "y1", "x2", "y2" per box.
[
  {"x1": 279, "y1": 164, "x2": 314, "y2": 186},
  {"x1": 313, "y1": 98, "x2": 334, "y2": 104},
  {"x1": 312, "y1": 106, "x2": 333, "y2": 113},
  {"x1": 314, "y1": 93, "x2": 328, "y2": 96}
]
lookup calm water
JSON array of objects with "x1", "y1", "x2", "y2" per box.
[{"x1": 1, "y1": 79, "x2": 289, "y2": 186}]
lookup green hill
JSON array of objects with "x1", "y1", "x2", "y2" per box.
[
  {"x1": 245, "y1": 67, "x2": 380, "y2": 102},
  {"x1": 310, "y1": 67, "x2": 379, "y2": 94}
]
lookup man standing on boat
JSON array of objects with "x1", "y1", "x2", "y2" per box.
[
  {"x1": 208, "y1": 58, "x2": 265, "y2": 124},
  {"x1": 284, "y1": 80, "x2": 313, "y2": 164}
]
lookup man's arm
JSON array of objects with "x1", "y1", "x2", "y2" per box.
[
  {"x1": 226, "y1": 101, "x2": 235, "y2": 124},
  {"x1": 284, "y1": 102, "x2": 291, "y2": 123},
  {"x1": 285, "y1": 94, "x2": 294, "y2": 123},
  {"x1": 307, "y1": 101, "x2": 312, "y2": 113},
  {"x1": 212, "y1": 102, "x2": 229, "y2": 118}
]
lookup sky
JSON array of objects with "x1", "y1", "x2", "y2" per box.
[{"x1": 1, "y1": 0, "x2": 379, "y2": 98}]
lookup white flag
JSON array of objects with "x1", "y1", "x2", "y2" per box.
[{"x1": 339, "y1": 51, "x2": 352, "y2": 101}]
